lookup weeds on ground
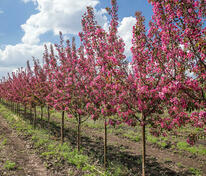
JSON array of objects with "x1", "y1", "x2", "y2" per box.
[{"x1": 3, "y1": 160, "x2": 16, "y2": 170}]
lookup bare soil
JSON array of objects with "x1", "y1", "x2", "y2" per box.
[
  {"x1": 0, "y1": 105, "x2": 205, "y2": 176},
  {"x1": 0, "y1": 115, "x2": 52, "y2": 176}
]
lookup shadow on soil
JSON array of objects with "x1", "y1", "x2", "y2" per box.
[{"x1": 3, "y1": 103, "x2": 193, "y2": 176}]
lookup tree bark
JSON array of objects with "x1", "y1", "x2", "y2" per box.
[
  {"x1": 141, "y1": 112, "x2": 146, "y2": 176},
  {"x1": 24, "y1": 105, "x2": 27, "y2": 117},
  {"x1": 104, "y1": 118, "x2": 107, "y2": 169},
  {"x1": 33, "y1": 106, "x2": 37, "y2": 128},
  {"x1": 16, "y1": 103, "x2": 18, "y2": 114},
  {"x1": 17, "y1": 103, "x2": 21, "y2": 116},
  {"x1": 47, "y1": 106, "x2": 50, "y2": 123},
  {"x1": 77, "y1": 115, "x2": 81, "y2": 151},
  {"x1": 41, "y1": 106, "x2": 43, "y2": 120},
  {"x1": 61, "y1": 111, "x2": 65, "y2": 144},
  {"x1": 47, "y1": 106, "x2": 50, "y2": 129}
]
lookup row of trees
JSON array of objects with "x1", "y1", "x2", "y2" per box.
[{"x1": 0, "y1": 0, "x2": 205, "y2": 175}]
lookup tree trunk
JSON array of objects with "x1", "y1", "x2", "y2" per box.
[
  {"x1": 104, "y1": 118, "x2": 107, "y2": 169},
  {"x1": 141, "y1": 113, "x2": 146, "y2": 176},
  {"x1": 41, "y1": 106, "x2": 43, "y2": 120},
  {"x1": 17, "y1": 103, "x2": 20, "y2": 116},
  {"x1": 33, "y1": 106, "x2": 37, "y2": 128},
  {"x1": 47, "y1": 106, "x2": 50, "y2": 124},
  {"x1": 16, "y1": 103, "x2": 18, "y2": 114},
  {"x1": 24, "y1": 105, "x2": 27, "y2": 117},
  {"x1": 15, "y1": 103, "x2": 17, "y2": 114},
  {"x1": 77, "y1": 115, "x2": 81, "y2": 151},
  {"x1": 30, "y1": 107, "x2": 32, "y2": 115},
  {"x1": 17, "y1": 103, "x2": 18, "y2": 115},
  {"x1": 61, "y1": 111, "x2": 65, "y2": 144}
]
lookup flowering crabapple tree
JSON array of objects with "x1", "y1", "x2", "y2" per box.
[
  {"x1": 55, "y1": 35, "x2": 95, "y2": 150},
  {"x1": 80, "y1": 0, "x2": 128, "y2": 168},
  {"x1": 116, "y1": 10, "x2": 171, "y2": 176},
  {"x1": 43, "y1": 40, "x2": 68, "y2": 143},
  {"x1": 147, "y1": 0, "x2": 206, "y2": 144},
  {"x1": 32, "y1": 58, "x2": 50, "y2": 123},
  {"x1": 44, "y1": 34, "x2": 93, "y2": 147},
  {"x1": 122, "y1": 0, "x2": 205, "y2": 175}
]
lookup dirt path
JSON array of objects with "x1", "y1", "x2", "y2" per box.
[
  {"x1": 81, "y1": 125, "x2": 206, "y2": 174},
  {"x1": 57, "y1": 118, "x2": 206, "y2": 175},
  {"x1": 1, "y1": 105, "x2": 205, "y2": 176},
  {"x1": 0, "y1": 115, "x2": 51, "y2": 176}
]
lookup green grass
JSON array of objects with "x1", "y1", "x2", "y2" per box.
[
  {"x1": 147, "y1": 135, "x2": 158, "y2": 144},
  {"x1": 123, "y1": 130, "x2": 141, "y2": 142},
  {"x1": 0, "y1": 104, "x2": 107, "y2": 176},
  {"x1": 3, "y1": 160, "x2": 16, "y2": 170},
  {"x1": 3, "y1": 103, "x2": 205, "y2": 176},
  {"x1": 188, "y1": 167, "x2": 202, "y2": 176},
  {"x1": 1, "y1": 138, "x2": 7, "y2": 145},
  {"x1": 176, "y1": 162, "x2": 184, "y2": 168},
  {"x1": 0, "y1": 135, "x2": 7, "y2": 146},
  {"x1": 177, "y1": 142, "x2": 206, "y2": 155},
  {"x1": 38, "y1": 106, "x2": 206, "y2": 156}
]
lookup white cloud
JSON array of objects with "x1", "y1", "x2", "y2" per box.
[
  {"x1": 0, "y1": 42, "x2": 58, "y2": 78},
  {"x1": 21, "y1": 0, "x2": 37, "y2": 4},
  {"x1": 21, "y1": 0, "x2": 101, "y2": 45},
  {"x1": 0, "y1": 10, "x2": 4, "y2": 14},
  {"x1": 0, "y1": 0, "x2": 109, "y2": 78},
  {"x1": 0, "y1": 43, "x2": 47, "y2": 74},
  {"x1": 0, "y1": 0, "x2": 137, "y2": 79},
  {"x1": 118, "y1": 16, "x2": 136, "y2": 57},
  {"x1": 0, "y1": 67, "x2": 15, "y2": 79},
  {"x1": 95, "y1": 8, "x2": 109, "y2": 31}
]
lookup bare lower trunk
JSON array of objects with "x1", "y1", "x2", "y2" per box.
[
  {"x1": 141, "y1": 113, "x2": 146, "y2": 176},
  {"x1": 33, "y1": 106, "x2": 37, "y2": 128},
  {"x1": 17, "y1": 103, "x2": 19, "y2": 115},
  {"x1": 15, "y1": 103, "x2": 17, "y2": 114},
  {"x1": 61, "y1": 111, "x2": 65, "y2": 144},
  {"x1": 41, "y1": 106, "x2": 43, "y2": 120},
  {"x1": 30, "y1": 107, "x2": 32, "y2": 116},
  {"x1": 24, "y1": 105, "x2": 27, "y2": 117},
  {"x1": 47, "y1": 106, "x2": 50, "y2": 124},
  {"x1": 77, "y1": 115, "x2": 81, "y2": 151},
  {"x1": 104, "y1": 118, "x2": 107, "y2": 169}
]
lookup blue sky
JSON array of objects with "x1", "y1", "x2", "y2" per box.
[{"x1": 0, "y1": 0, "x2": 153, "y2": 78}]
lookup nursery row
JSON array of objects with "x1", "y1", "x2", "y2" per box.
[{"x1": 0, "y1": 0, "x2": 205, "y2": 175}]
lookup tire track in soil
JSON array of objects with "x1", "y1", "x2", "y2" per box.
[{"x1": 0, "y1": 115, "x2": 51, "y2": 176}]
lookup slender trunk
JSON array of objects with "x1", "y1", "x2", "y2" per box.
[
  {"x1": 24, "y1": 105, "x2": 27, "y2": 117},
  {"x1": 141, "y1": 113, "x2": 146, "y2": 176},
  {"x1": 14, "y1": 103, "x2": 16, "y2": 113},
  {"x1": 104, "y1": 118, "x2": 107, "y2": 169},
  {"x1": 61, "y1": 111, "x2": 65, "y2": 144},
  {"x1": 47, "y1": 106, "x2": 50, "y2": 124},
  {"x1": 30, "y1": 107, "x2": 32, "y2": 122},
  {"x1": 41, "y1": 106, "x2": 43, "y2": 120},
  {"x1": 33, "y1": 106, "x2": 37, "y2": 128},
  {"x1": 77, "y1": 115, "x2": 81, "y2": 151},
  {"x1": 17, "y1": 103, "x2": 19, "y2": 116},
  {"x1": 16, "y1": 103, "x2": 17, "y2": 114},
  {"x1": 16, "y1": 103, "x2": 18, "y2": 114}
]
